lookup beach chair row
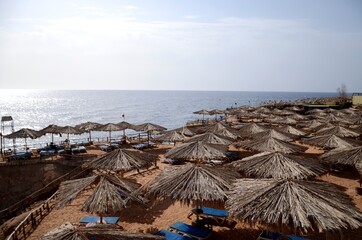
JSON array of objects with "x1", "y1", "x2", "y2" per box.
[{"x1": 156, "y1": 221, "x2": 212, "y2": 240}]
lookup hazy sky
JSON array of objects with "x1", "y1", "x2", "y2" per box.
[{"x1": 0, "y1": 0, "x2": 361, "y2": 91}]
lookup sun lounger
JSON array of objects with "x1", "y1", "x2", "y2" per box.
[
  {"x1": 170, "y1": 222, "x2": 212, "y2": 240},
  {"x1": 156, "y1": 230, "x2": 196, "y2": 240},
  {"x1": 161, "y1": 158, "x2": 181, "y2": 165},
  {"x1": 99, "y1": 145, "x2": 113, "y2": 151},
  {"x1": 79, "y1": 216, "x2": 120, "y2": 224},
  {"x1": 257, "y1": 231, "x2": 310, "y2": 240},
  {"x1": 199, "y1": 207, "x2": 228, "y2": 218},
  {"x1": 39, "y1": 150, "x2": 56, "y2": 157},
  {"x1": 11, "y1": 151, "x2": 32, "y2": 160},
  {"x1": 132, "y1": 143, "x2": 147, "y2": 150},
  {"x1": 71, "y1": 146, "x2": 87, "y2": 154},
  {"x1": 190, "y1": 207, "x2": 236, "y2": 229}
]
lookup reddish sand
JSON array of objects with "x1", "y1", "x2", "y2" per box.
[{"x1": 23, "y1": 143, "x2": 362, "y2": 240}]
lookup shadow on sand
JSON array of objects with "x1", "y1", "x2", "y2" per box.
[{"x1": 119, "y1": 198, "x2": 173, "y2": 224}]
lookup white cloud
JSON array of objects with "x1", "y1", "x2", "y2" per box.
[
  {"x1": 184, "y1": 15, "x2": 198, "y2": 20},
  {"x1": 0, "y1": 14, "x2": 361, "y2": 91}
]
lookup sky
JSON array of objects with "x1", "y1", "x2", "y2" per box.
[{"x1": 0, "y1": 0, "x2": 361, "y2": 92}]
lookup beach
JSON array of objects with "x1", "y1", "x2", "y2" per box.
[
  {"x1": 17, "y1": 143, "x2": 361, "y2": 240},
  {"x1": 1, "y1": 102, "x2": 362, "y2": 240}
]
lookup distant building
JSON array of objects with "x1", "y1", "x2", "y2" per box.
[{"x1": 352, "y1": 93, "x2": 362, "y2": 106}]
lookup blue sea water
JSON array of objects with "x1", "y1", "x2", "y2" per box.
[{"x1": 0, "y1": 90, "x2": 338, "y2": 149}]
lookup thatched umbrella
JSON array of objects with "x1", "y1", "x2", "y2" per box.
[
  {"x1": 279, "y1": 125, "x2": 306, "y2": 136},
  {"x1": 205, "y1": 123, "x2": 239, "y2": 140},
  {"x1": 86, "y1": 149, "x2": 156, "y2": 174},
  {"x1": 164, "y1": 141, "x2": 227, "y2": 162},
  {"x1": 156, "y1": 131, "x2": 188, "y2": 145},
  {"x1": 230, "y1": 152, "x2": 326, "y2": 180},
  {"x1": 251, "y1": 129, "x2": 297, "y2": 142},
  {"x1": 320, "y1": 146, "x2": 362, "y2": 166},
  {"x1": 290, "y1": 113, "x2": 306, "y2": 121},
  {"x1": 117, "y1": 121, "x2": 133, "y2": 137},
  {"x1": 238, "y1": 123, "x2": 268, "y2": 137},
  {"x1": 4, "y1": 128, "x2": 41, "y2": 150},
  {"x1": 226, "y1": 178, "x2": 362, "y2": 234},
  {"x1": 193, "y1": 109, "x2": 210, "y2": 121},
  {"x1": 309, "y1": 122, "x2": 335, "y2": 133},
  {"x1": 319, "y1": 113, "x2": 347, "y2": 123},
  {"x1": 57, "y1": 173, "x2": 143, "y2": 223},
  {"x1": 132, "y1": 123, "x2": 167, "y2": 143},
  {"x1": 42, "y1": 222, "x2": 164, "y2": 240},
  {"x1": 301, "y1": 134, "x2": 359, "y2": 149},
  {"x1": 316, "y1": 126, "x2": 360, "y2": 138},
  {"x1": 40, "y1": 124, "x2": 64, "y2": 142},
  {"x1": 285, "y1": 106, "x2": 303, "y2": 112},
  {"x1": 209, "y1": 109, "x2": 224, "y2": 120},
  {"x1": 75, "y1": 121, "x2": 102, "y2": 142},
  {"x1": 186, "y1": 132, "x2": 233, "y2": 145},
  {"x1": 173, "y1": 126, "x2": 195, "y2": 136},
  {"x1": 60, "y1": 126, "x2": 83, "y2": 141},
  {"x1": 236, "y1": 137, "x2": 307, "y2": 154},
  {"x1": 356, "y1": 161, "x2": 362, "y2": 179},
  {"x1": 276, "y1": 117, "x2": 297, "y2": 125},
  {"x1": 301, "y1": 120, "x2": 323, "y2": 129},
  {"x1": 97, "y1": 123, "x2": 125, "y2": 142},
  {"x1": 146, "y1": 164, "x2": 239, "y2": 206}
]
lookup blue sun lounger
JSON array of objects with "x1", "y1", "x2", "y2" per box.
[
  {"x1": 99, "y1": 145, "x2": 113, "y2": 151},
  {"x1": 79, "y1": 216, "x2": 120, "y2": 224},
  {"x1": 199, "y1": 207, "x2": 228, "y2": 218},
  {"x1": 156, "y1": 230, "x2": 196, "y2": 240},
  {"x1": 257, "y1": 231, "x2": 311, "y2": 240},
  {"x1": 170, "y1": 222, "x2": 212, "y2": 240}
]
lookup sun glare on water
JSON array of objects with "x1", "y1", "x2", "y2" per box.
[{"x1": 0, "y1": 89, "x2": 38, "y2": 98}]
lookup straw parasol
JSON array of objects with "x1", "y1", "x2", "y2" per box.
[
  {"x1": 209, "y1": 109, "x2": 224, "y2": 120},
  {"x1": 285, "y1": 106, "x2": 303, "y2": 112},
  {"x1": 226, "y1": 178, "x2": 362, "y2": 234},
  {"x1": 290, "y1": 113, "x2": 306, "y2": 120},
  {"x1": 41, "y1": 222, "x2": 164, "y2": 240},
  {"x1": 4, "y1": 128, "x2": 41, "y2": 150},
  {"x1": 301, "y1": 134, "x2": 359, "y2": 149},
  {"x1": 146, "y1": 164, "x2": 239, "y2": 205},
  {"x1": 156, "y1": 131, "x2": 189, "y2": 145},
  {"x1": 356, "y1": 161, "x2": 362, "y2": 178},
  {"x1": 57, "y1": 173, "x2": 143, "y2": 223},
  {"x1": 132, "y1": 122, "x2": 167, "y2": 143},
  {"x1": 96, "y1": 123, "x2": 125, "y2": 142},
  {"x1": 186, "y1": 132, "x2": 233, "y2": 145},
  {"x1": 316, "y1": 126, "x2": 360, "y2": 138},
  {"x1": 309, "y1": 122, "x2": 335, "y2": 132},
  {"x1": 193, "y1": 109, "x2": 210, "y2": 121},
  {"x1": 301, "y1": 120, "x2": 324, "y2": 129},
  {"x1": 251, "y1": 129, "x2": 297, "y2": 142},
  {"x1": 279, "y1": 125, "x2": 306, "y2": 136},
  {"x1": 230, "y1": 152, "x2": 326, "y2": 180},
  {"x1": 117, "y1": 121, "x2": 133, "y2": 137},
  {"x1": 238, "y1": 123, "x2": 268, "y2": 137},
  {"x1": 320, "y1": 146, "x2": 362, "y2": 166},
  {"x1": 59, "y1": 126, "x2": 83, "y2": 141},
  {"x1": 75, "y1": 121, "x2": 102, "y2": 142},
  {"x1": 164, "y1": 141, "x2": 228, "y2": 162},
  {"x1": 40, "y1": 124, "x2": 64, "y2": 142},
  {"x1": 276, "y1": 117, "x2": 297, "y2": 125},
  {"x1": 319, "y1": 113, "x2": 347, "y2": 123},
  {"x1": 236, "y1": 136, "x2": 307, "y2": 154},
  {"x1": 205, "y1": 123, "x2": 239, "y2": 140},
  {"x1": 86, "y1": 148, "x2": 156, "y2": 173},
  {"x1": 173, "y1": 126, "x2": 195, "y2": 136}
]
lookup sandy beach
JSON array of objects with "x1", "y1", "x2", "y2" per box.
[{"x1": 22, "y1": 142, "x2": 362, "y2": 240}]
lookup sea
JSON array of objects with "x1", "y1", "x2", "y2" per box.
[{"x1": 0, "y1": 90, "x2": 338, "y2": 149}]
